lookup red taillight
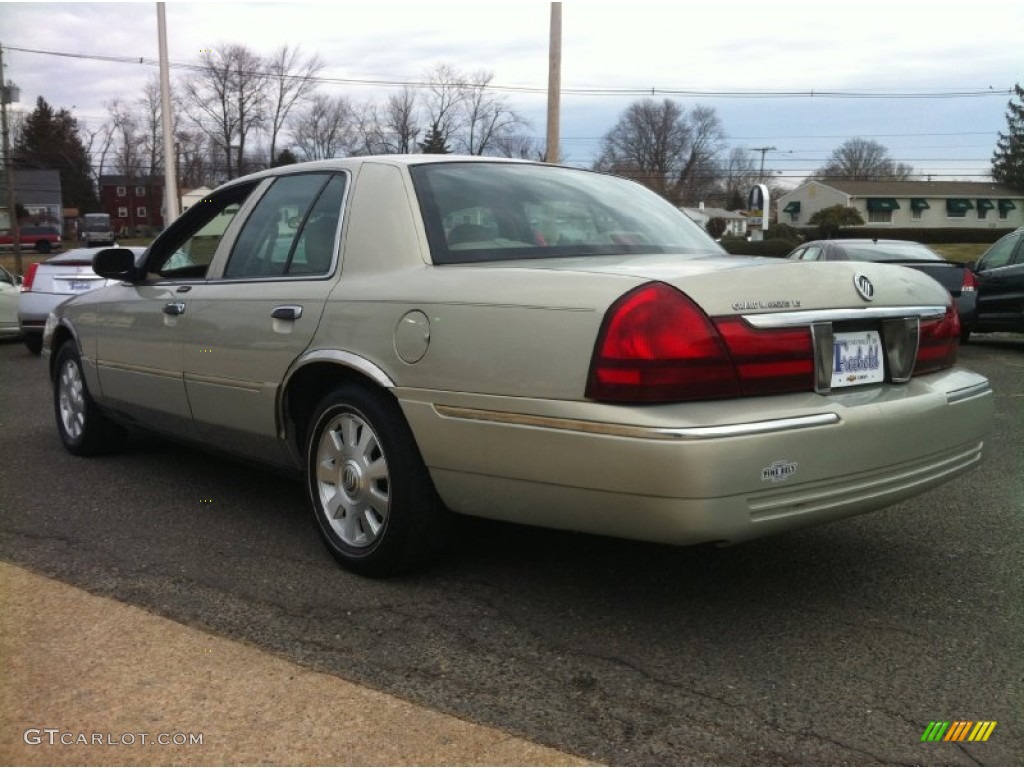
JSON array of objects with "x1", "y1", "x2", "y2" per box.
[
  {"x1": 913, "y1": 303, "x2": 960, "y2": 376},
  {"x1": 961, "y1": 268, "x2": 977, "y2": 293},
  {"x1": 21, "y1": 262, "x2": 39, "y2": 292},
  {"x1": 586, "y1": 282, "x2": 740, "y2": 402},
  {"x1": 712, "y1": 318, "x2": 814, "y2": 396}
]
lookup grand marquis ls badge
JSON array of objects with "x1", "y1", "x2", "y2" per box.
[{"x1": 853, "y1": 272, "x2": 875, "y2": 302}]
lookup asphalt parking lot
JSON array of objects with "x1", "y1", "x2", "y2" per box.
[{"x1": 0, "y1": 336, "x2": 1021, "y2": 766}]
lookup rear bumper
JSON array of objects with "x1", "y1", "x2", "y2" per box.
[
  {"x1": 398, "y1": 368, "x2": 993, "y2": 545},
  {"x1": 18, "y1": 292, "x2": 67, "y2": 329}
]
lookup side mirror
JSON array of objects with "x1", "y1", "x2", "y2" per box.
[{"x1": 93, "y1": 248, "x2": 140, "y2": 282}]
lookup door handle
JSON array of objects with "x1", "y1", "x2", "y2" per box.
[
  {"x1": 163, "y1": 302, "x2": 186, "y2": 316},
  {"x1": 271, "y1": 305, "x2": 303, "y2": 321}
]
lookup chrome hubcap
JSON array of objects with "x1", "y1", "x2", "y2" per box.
[
  {"x1": 58, "y1": 359, "x2": 86, "y2": 440},
  {"x1": 315, "y1": 411, "x2": 390, "y2": 548}
]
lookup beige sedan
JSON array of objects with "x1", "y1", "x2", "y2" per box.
[{"x1": 45, "y1": 156, "x2": 994, "y2": 575}]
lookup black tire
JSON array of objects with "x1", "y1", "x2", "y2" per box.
[
  {"x1": 53, "y1": 342, "x2": 127, "y2": 456},
  {"x1": 305, "y1": 383, "x2": 451, "y2": 577},
  {"x1": 36, "y1": 240, "x2": 52, "y2": 254},
  {"x1": 23, "y1": 332, "x2": 43, "y2": 355}
]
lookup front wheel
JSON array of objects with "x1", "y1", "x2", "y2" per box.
[
  {"x1": 306, "y1": 384, "x2": 450, "y2": 577},
  {"x1": 53, "y1": 342, "x2": 127, "y2": 455}
]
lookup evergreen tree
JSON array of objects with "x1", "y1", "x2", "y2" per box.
[
  {"x1": 991, "y1": 83, "x2": 1024, "y2": 191},
  {"x1": 418, "y1": 123, "x2": 450, "y2": 154},
  {"x1": 272, "y1": 148, "x2": 299, "y2": 167},
  {"x1": 13, "y1": 97, "x2": 99, "y2": 212}
]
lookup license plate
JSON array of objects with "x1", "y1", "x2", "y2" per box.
[
  {"x1": 831, "y1": 330, "x2": 884, "y2": 388},
  {"x1": 68, "y1": 280, "x2": 94, "y2": 292}
]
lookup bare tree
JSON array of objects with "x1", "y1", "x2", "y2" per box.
[
  {"x1": 80, "y1": 120, "x2": 116, "y2": 191},
  {"x1": 292, "y1": 93, "x2": 359, "y2": 160},
  {"x1": 718, "y1": 147, "x2": 761, "y2": 209},
  {"x1": 265, "y1": 44, "x2": 324, "y2": 166},
  {"x1": 378, "y1": 87, "x2": 420, "y2": 154},
  {"x1": 105, "y1": 98, "x2": 143, "y2": 177},
  {"x1": 184, "y1": 44, "x2": 269, "y2": 180},
  {"x1": 139, "y1": 76, "x2": 165, "y2": 176},
  {"x1": 815, "y1": 138, "x2": 914, "y2": 181},
  {"x1": 489, "y1": 133, "x2": 547, "y2": 160},
  {"x1": 421, "y1": 63, "x2": 468, "y2": 152},
  {"x1": 459, "y1": 70, "x2": 529, "y2": 155},
  {"x1": 174, "y1": 128, "x2": 213, "y2": 190},
  {"x1": 594, "y1": 98, "x2": 726, "y2": 205}
]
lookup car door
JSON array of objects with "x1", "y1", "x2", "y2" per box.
[
  {"x1": 91, "y1": 181, "x2": 261, "y2": 436},
  {"x1": 974, "y1": 229, "x2": 1024, "y2": 331},
  {"x1": 179, "y1": 171, "x2": 349, "y2": 465}
]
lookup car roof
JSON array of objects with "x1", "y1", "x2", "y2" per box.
[
  {"x1": 220, "y1": 154, "x2": 548, "y2": 190},
  {"x1": 803, "y1": 239, "x2": 928, "y2": 248}
]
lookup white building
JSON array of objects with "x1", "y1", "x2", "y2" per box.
[{"x1": 776, "y1": 180, "x2": 1023, "y2": 231}]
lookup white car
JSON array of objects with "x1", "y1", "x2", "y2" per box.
[
  {"x1": 0, "y1": 265, "x2": 20, "y2": 338},
  {"x1": 18, "y1": 247, "x2": 146, "y2": 353}
]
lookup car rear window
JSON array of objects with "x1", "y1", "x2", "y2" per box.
[
  {"x1": 841, "y1": 243, "x2": 944, "y2": 262},
  {"x1": 410, "y1": 162, "x2": 720, "y2": 265}
]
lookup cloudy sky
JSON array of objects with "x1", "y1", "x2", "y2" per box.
[{"x1": 1, "y1": 0, "x2": 1020, "y2": 185}]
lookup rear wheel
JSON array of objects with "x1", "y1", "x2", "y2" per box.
[
  {"x1": 23, "y1": 333, "x2": 42, "y2": 355},
  {"x1": 306, "y1": 384, "x2": 450, "y2": 576},
  {"x1": 53, "y1": 342, "x2": 127, "y2": 455}
]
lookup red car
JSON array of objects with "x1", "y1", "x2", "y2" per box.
[{"x1": 0, "y1": 225, "x2": 62, "y2": 254}]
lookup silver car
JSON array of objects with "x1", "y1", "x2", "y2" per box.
[
  {"x1": 44, "y1": 157, "x2": 994, "y2": 576},
  {"x1": 19, "y1": 247, "x2": 146, "y2": 354}
]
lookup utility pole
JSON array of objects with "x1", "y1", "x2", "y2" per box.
[
  {"x1": 157, "y1": 3, "x2": 179, "y2": 224},
  {"x1": 0, "y1": 42, "x2": 23, "y2": 276},
  {"x1": 752, "y1": 145, "x2": 776, "y2": 181},
  {"x1": 545, "y1": 2, "x2": 562, "y2": 164}
]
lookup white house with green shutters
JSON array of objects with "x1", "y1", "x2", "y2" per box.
[{"x1": 776, "y1": 180, "x2": 1023, "y2": 230}]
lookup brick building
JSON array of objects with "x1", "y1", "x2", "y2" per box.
[{"x1": 99, "y1": 175, "x2": 165, "y2": 235}]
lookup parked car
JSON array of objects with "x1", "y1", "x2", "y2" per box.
[
  {"x1": 0, "y1": 225, "x2": 62, "y2": 254},
  {"x1": 0, "y1": 265, "x2": 20, "y2": 339},
  {"x1": 19, "y1": 246, "x2": 146, "y2": 354},
  {"x1": 786, "y1": 239, "x2": 977, "y2": 340},
  {"x1": 968, "y1": 227, "x2": 1024, "y2": 339},
  {"x1": 44, "y1": 157, "x2": 993, "y2": 576}
]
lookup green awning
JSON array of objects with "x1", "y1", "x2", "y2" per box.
[
  {"x1": 866, "y1": 198, "x2": 900, "y2": 212},
  {"x1": 783, "y1": 201, "x2": 800, "y2": 213},
  {"x1": 998, "y1": 200, "x2": 1017, "y2": 212},
  {"x1": 946, "y1": 199, "x2": 975, "y2": 213},
  {"x1": 910, "y1": 198, "x2": 930, "y2": 211},
  {"x1": 976, "y1": 198, "x2": 995, "y2": 212}
]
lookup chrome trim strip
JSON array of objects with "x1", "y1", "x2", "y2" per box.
[
  {"x1": 946, "y1": 381, "x2": 993, "y2": 404},
  {"x1": 183, "y1": 373, "x2": 262, "y2": 393},
  {"x1": 97, "y1": 360, "x2": 182, "y2": 379},
  {"x1": 744, "y1": 305, "x2": 947, "y2": 329},
  {"x1": 433, "y1": 405, "x2": 840, "y2": 441},
  {"x1": 287, "y1": 350, "x2": 395, "y2": 389}
]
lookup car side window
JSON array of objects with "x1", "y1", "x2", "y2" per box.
[
  {"x1": 223, "y1": 173, "x2": 345, "y2": 279},
  {"x1": 976, "y1": 232, "x2": 1020, "y2": 271},
  {"x1": 802, "y1": 245, "x2": 823, "y2": 261},
  {"x1": 149, "y1": 183, "x2": 259, "y2": 279}
]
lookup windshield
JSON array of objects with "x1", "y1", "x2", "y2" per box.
[
  {"x1": 410, "y1": 162, "x2": 721, "y2": 265},
  {"x1": 841, "y1": 243, "x2": 944, "y2": 263}
]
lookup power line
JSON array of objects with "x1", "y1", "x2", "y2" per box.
[{"x1": 4, "y1": 44, "x2": 1015, "y2": 100}]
